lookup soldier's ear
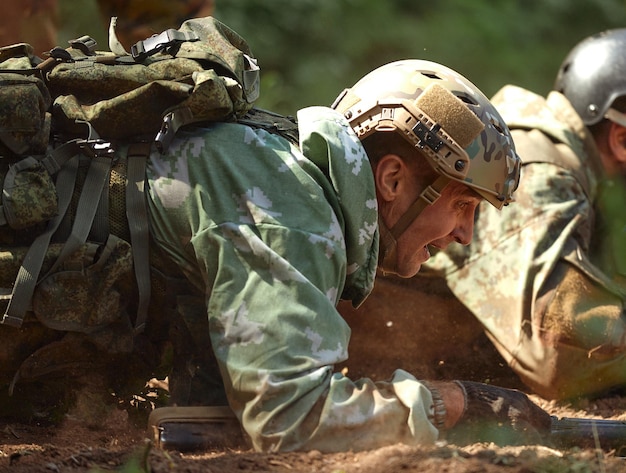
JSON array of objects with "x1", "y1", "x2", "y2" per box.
[
  {"x1": 374, "y1": 154, "x2": 406, "y2": 202},
  {"x1": 608, "y1": 122, "x2": 626, "y2": 165}
]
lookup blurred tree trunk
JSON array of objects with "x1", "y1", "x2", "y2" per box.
[{"x1": 0, "y1": 0, "x2": 59, "y2": 56}]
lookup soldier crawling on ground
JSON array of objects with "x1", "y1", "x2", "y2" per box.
[{"x1": 0, "y1": 7, "x2": 552, "y2": 453}]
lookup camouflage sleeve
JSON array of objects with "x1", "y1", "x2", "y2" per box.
[
  {"x1": 438, "y1": 128, "x2": 622, "y2": 397},
  {"x1": 147, "y1": 110, "x2": 438, "y2": 452},
  {"x1": 532, "y1": 258, "x2": 626, "y2": 399},
  {"x1": 201, "y1": 216, "x2": 436, "y2": 451}
]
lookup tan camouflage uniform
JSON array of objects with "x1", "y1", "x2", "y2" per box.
[{"x1": 427, "y1": 85, "x2": 626, "y2": 400}]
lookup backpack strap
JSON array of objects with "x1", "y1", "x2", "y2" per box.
[
  {"x1": 42, "y1": 146, "x2": 115, "y2": 277},
  {"x1": 90, "y1": 168, "x2": 111, "y2": 243},
  {"x1": 2, "y1": 141, "x2": 82, "y2": 326},
  {"x1": 1, "y1": 137, "x2": 117, "y2": 328},
  {"x1": 2, "y1": 139, "x2": 152, "y2": 334},
  {"x1": 126, "y1": 142, "x2": 152, "y2": 333},
  {"x1": 238, "y1": 108, "x2": 299, "y2": 146}
]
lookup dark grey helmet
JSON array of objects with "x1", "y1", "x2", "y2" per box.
[{"x1": 554, "y1": 28, "x2": 626, "y2": 126}]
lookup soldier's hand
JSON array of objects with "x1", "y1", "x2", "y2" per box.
[{"x1": 447, "y1": 380, "x2": 552, "y2": 446}]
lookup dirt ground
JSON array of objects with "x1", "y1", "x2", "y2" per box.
[
  {"x1": 4, "y1": 391, "x2": 626, "y2": 473},
  {"x1": 3, "y1": 274, "x2": 626, "y2": 472}
]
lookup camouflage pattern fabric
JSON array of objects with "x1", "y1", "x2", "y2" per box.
[
  {"x1": 0, "y1": 69, "x2": 52, "y2": 158},
  {"x1": 48, "y1": 16, "x2": 258, "y2": 142},
  {"x1": 0, "y1": 15, "x2": 257, "y2": 149},
  {"x1": 1, "y1": 157, "x2": 57, "y2": 229},
  {"x1": 425, "y1": 85, "x2": 626, "y2": 400},
  {"x1": 0, "y1": 146, "x2": 162, "y2": 419},
  {"x1": 146, "y1": 106, "x2": 442, "y2": 452}
]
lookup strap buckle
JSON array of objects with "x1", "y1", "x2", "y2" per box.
[
  {"x1": 131, "y1": 29, "x2": 200, "y2": 62},
  {"x1": 413, "y1": 121, "x2": 444, "y2": 152},
  {"x1": 79, "y1": 139, "x2": 115, "y2": 159},
  {"x1": 74, "y1": 120, "x2": 115, "y2": 158},
  {"x1": 49, "y1": 35, "x2": 98, "y2": 61},
  {"x1": 68, "y1": 35, "x2": 98, "y2": 56}
]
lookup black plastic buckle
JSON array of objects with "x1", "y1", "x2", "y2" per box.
[
  {"x1": 131, "y1": 29, "x2": 199, "y2": 62},
  {"x1": 78, "y1": 138, "x2": 115, "y2": 159},
  {"x1": 74, "y1": 120, "x2": 115, "y2": 158},
  {"x1": 69, "y1": 35, "x2": 97, "y2": 56},
  {"x1": 49, "y1": 35, "x2": 98, "y2": 61},
  {"x1": 413, "y1": 122, "x2": 444, "y2": 152},
  {"x1": 49, "y1": 47, "x2": 73, "y2": 61}
]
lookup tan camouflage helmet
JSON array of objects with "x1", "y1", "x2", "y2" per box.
[{"x1": 332, "y1": 60, "x2": 521, "y2": 212}]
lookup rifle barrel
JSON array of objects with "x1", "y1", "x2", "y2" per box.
[{"x1": 551, "y1": 416, "x2": 626, "y2": 454}]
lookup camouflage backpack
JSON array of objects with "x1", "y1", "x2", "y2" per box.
[{"x1": 0, "y1": 16, "x2": 296, "y2": 390}]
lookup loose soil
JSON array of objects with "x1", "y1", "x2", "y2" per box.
[
  {"x1": 4, "y1": 396, "x2": 626, "y2": 473},
  {"x1": 3, "y1": 274, "x2": 626, "y2": 472}
]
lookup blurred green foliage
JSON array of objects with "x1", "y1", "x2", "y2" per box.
[
  {"x1": 59, "y1": 0, "x2": 626, "y2": 114},
  {"x1": 211, "y1": 0, "x2": 626, "y2": 113}
]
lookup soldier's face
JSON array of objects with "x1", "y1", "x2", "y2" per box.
[{"x1": 393, "y1": 181, "x2": 481, "y2": 277}]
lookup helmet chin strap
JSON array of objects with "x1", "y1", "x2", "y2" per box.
[{"x1": 378, "y1": 175, "x2": 450, "y2": 276}]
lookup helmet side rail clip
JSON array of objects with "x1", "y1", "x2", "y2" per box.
[{"x1": 348, "y1": 101, "x2": 471, "y2": 182}]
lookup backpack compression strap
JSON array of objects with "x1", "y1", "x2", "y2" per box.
[
  {"x1": 1, "y1": 140, "x2": 152, "y2": 334},
  {"x1": 2, "y1": 141, "x2": 82, "y2": 327},
  {"x1": 126, "y1": 142, "x2": 152, "y2": 333}
]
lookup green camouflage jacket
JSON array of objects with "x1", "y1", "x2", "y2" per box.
[
  {"x1": 146, "y1": 106, "x2": 439, "y2": 451},
  {"x1": 427, "y1": 85, "x2": 626, "y2": 400}
]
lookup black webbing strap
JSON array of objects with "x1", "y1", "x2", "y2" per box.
[
  {"x1": 90, "y1": 166, "x2": 111, "y2": 243},
  {"x1": 42, "y1": 154, "x2": 113, "y2": 278},
  {"x1": 1, "y1": 143, "x2": 82, "y2": 327},
  {"x1": 126, "y1": 142, "x2": 152, "y2": 333}
]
